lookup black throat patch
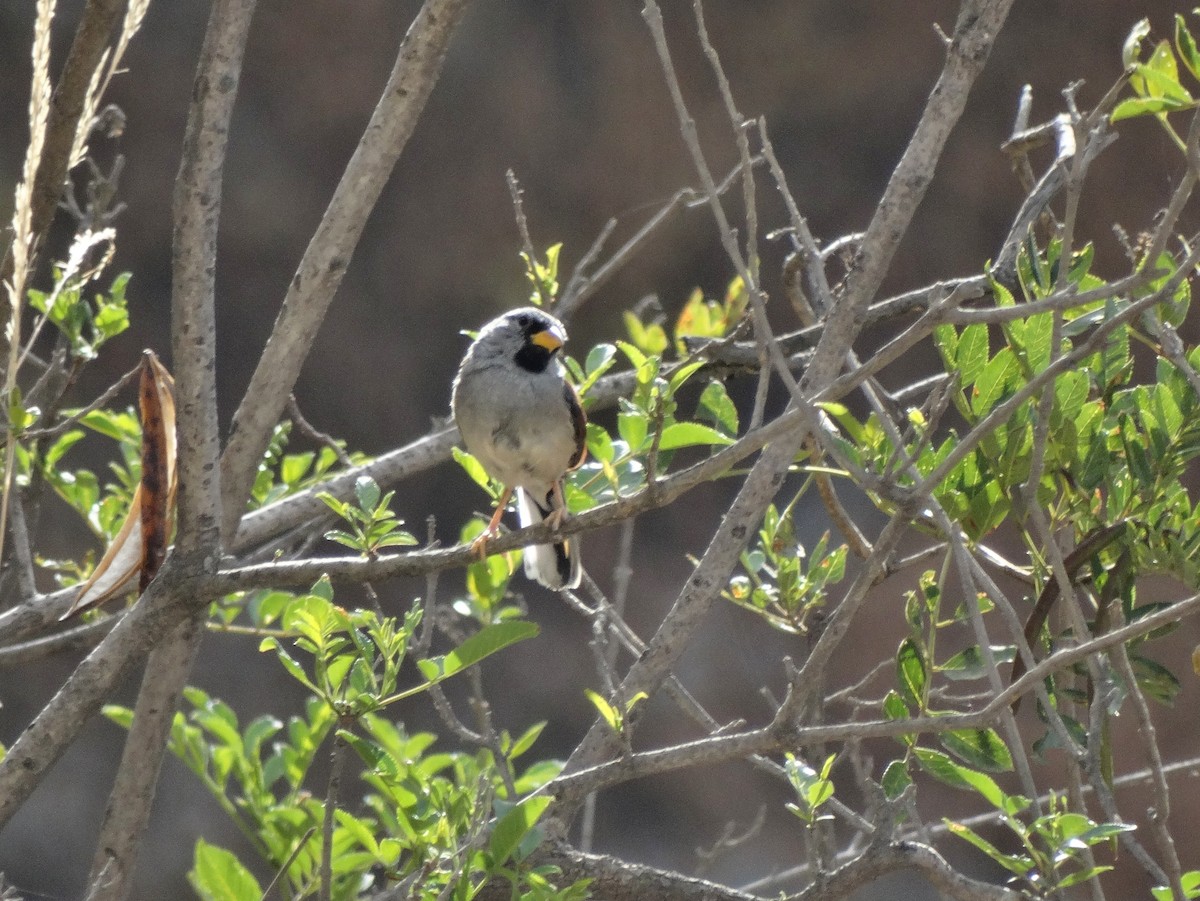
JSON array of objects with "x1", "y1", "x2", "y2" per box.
[{"x1": 514, "y1": 342, "x2": 554, "y2": 373}]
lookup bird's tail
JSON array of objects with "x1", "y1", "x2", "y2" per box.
[{"x1": 516, "y1": 486, "x2": 580, "y2": 589}]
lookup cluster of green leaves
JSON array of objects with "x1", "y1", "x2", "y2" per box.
[
  {"x1": 783, "y1": 753, "x2": 836, "y2": 827},
  {"x1": 109, "y1": 579, "x2": 580, "y2": 899},
  {"x1": 586, "y1": 342, "x2": 734, "y2": 478},
  {"x1": 256, "y1": 581, "x2": 536, "y2": 719},
  {"x1": 825, "y1": 232, "x2": 1197, "y2": 709},
  {"x1": 806, "y1": 206, "x2": 1200, "y2": 887},
  {"x1": 319, "y1": 476, "x2": 418, "y2": 557},
  {"x1": 933, "y1": 757, "x2": 1134, "y2": 898},
  {"x1": 1113, "y1": 14, "x2": 1200, "y2": 142},
  {"x1": 521, "y1": 242, "x2": 561, "y2": 308},
  {"x1": 724, "y1": 495, "x2": 847, "y2": 634},
  {"x1": 881, "y1": 571, "x2": 1015, "y2": 785},
  {"x1": 250, "y1": 420, "x2": 368, "y2": 509},
  {"x1": 876, "y1": 710, "x2": 1132, "y2": 897},
  {"x1": 7, "y1": 262, "x2": 129, "y2": 499},
  {"x1": 28, "y1": 406, "x2": 142, "y2": 547},
  {"x1": 621, "y1": 277, "x2": 749, "y2": 358},
  {"x1": 27, "y1": 268, "x2": 130, "y2": 364}
]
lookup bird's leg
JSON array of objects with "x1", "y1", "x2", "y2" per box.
[
  {"x1": 471, "y1": 485, "x2": 513, "y2": 559},
  {"x1": 545, "y1": 480, "x2": 568, "y2": 532}
]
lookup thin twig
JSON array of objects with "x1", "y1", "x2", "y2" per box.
[
  {"x1": 287, "y1": 394, "x2": 353, "y2": 467},
  {"x1": 320, "y1": 729, "x2": 348, "y2": 901},
  {"x1": 505, "y1": 169, "x2": 547, "y2": 308},
  {"x1": 9, "y1": 362, "x2": 141, "y2": 445}
]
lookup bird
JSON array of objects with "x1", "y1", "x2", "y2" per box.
[{"x1": 451, "y1": 307, "x2": 587, "y2": 589}]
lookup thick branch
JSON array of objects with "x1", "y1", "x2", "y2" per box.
[
  {"x1": 791, "y1": 841, "x2": 1021, "y2": 901},
  {"x1": 0, "y1": 561, "x2": 218, "y2": 831},
  {"x1": 475, "y1": 845, "x2": 766, "y2": 901},
  {"x1": 219, "y1": 0, "x2": 473, "y2": 539},
  {"x1": 172, "y1": 0, "x2": 257, "y2": 550},
  {"x1": 84, "y1": 2, "x2": 258, "y2": 895},
  {"x1": 86, "y1": 616, "x2": 203, "y2": 899},
  {"x1": 807, "y1": 0, "x2": 1017, "y2": 383},
  {"x1": 551, "y1": 429, "x2": 808, "y2": 816}
]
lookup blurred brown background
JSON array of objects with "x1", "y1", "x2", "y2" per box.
[{"x1": 3, "y1": 1, "x2": 1199, "y2": 898}]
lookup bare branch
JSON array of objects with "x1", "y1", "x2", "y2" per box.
[
  {"x1": 172, "y1": 0, "x2": 257, "y2": 550},
  {"x1": 0, "y1": 612, "x2": 116, "y2": 666},
  {"x1": 472, "y1": 845, "x2": 768, "y2": 901},
  {"x1": 789, "y1": 841, "x2": 1022, "y2": 901},
  {"x1": 0, "y1": 562, "x2": 217, "y2": 830},
  {"x1": 808, "y1": 0, "x2": 1018, "y2": 384},
  {"x1": 85, "y1": 1, "x2": 259, "y2": 893},
  {"x1": 546, "y1": 590, "x2": 1200, "y2": 801},
  {"x1": 86, "y1": 615, "x2": 203, "y2": 900}
]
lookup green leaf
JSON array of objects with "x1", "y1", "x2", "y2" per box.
[
  {"x1": 1178, "y1": 14, "x2": 1200, "y2": 81},
  {"x1": 584, "y1": 689, "x2": 620, "y2": 732},
  {"x1": 971, "y1": 348, "x2": 1017, "y2": 417},
  {"x1": 586, "y1": 422, "x2": 614, "y2": 463},
  {"x1": 1112, "y1": 96, "x2": 1192, "y2": 121},
  {"x1": 656, "y1": 421, "x2": 735, "y2": 451},
  {"x1": 896, "y1": 638, "x2": 927, "y2": 708},
  {"x1": 881, "y1": 759, "x2": 912, "y2": 799},
  {"x1": 1139, "y1": 41, "x2": 1191, "y2": 100},
  {"x1": 580, "y1": 343, "x2": 618, "y2": 396},
  {"x1": 1056, "y1": 867, "x2": 1114, "y2": 891},
  {"x1": 938, "y1": 644, "x2": 1016, "y2": 681},
  {"x1": 882, "y1": 690, "x2": 910, "y2": 721},
  {"x1": 507, "y1": 722, "x2": 547, "y2": 760},
  {"x1": 957, "y1": 323, "x2": 989, "y2": 388},
  {"x1": 280, "y1": 451, "x2": 316, "y2": 487},
  {"x1": 452, "y1": 447, "x2": 494, "y2": 493},
  {"x1": 1078, "y1": 822, "x2": 1137, "y2": 843},
  {"x1": 939, "y1": 728, "x2": 1013, "y2": 772},
  {"x1": 697, "y1": 380, "x2": 739, "y2": 436},
  {"x1": 586, "y1": 343, "x2": 617, "y2": 377},
  {"x1": 617, "y1": 406, "x2": 649, "y2": 453},
  {"x1": 354, "y1": 475, "x2": 381, "y2": 512},
  {"x1": 622, "y1": 312, "x2": 669, "y2": 356},
  {"x1": 944, "y1": 821, "x2": 1032, "y2": 876},
  {"x1": 1130, "y1": 653, "x2": 1181, "y2": 705},
  {"x1": 102, "y1": 704, "x2": 134, "y2": 730},
  {"x1": 189, "y1": 840, "x2": 263, "y2": 901},
  {"x1": 375, "y1": 532, "x2": 419, "y2": 549},
  {"x1": 259, "y1": 637, "x2": 320, "y2": 694},
  {"x1": 489, "y1": 795, "x2": 553, "y2": 863},
  {"x1": 416, "y1": 621, "x2": 539, "y2": 683},
  {"x1": 913, "y1": 747, "x2": 971, "y2": 790}
]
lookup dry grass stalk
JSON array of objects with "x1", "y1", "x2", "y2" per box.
[{"x1": 2, "y1": 0, "x2": 57, "y2": 570}]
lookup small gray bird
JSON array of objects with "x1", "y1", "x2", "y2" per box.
[{"x1": 452, "y1": 307, "x2": 587, "y2": 589}]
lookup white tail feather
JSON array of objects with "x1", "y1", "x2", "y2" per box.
[{"x1": 516, "y1": 486, "x2": 580, "y2": 589}]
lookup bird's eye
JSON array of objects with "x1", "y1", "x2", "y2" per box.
[{"x1": 515, "y1": 314, "x2": 532, "y2": 328}]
